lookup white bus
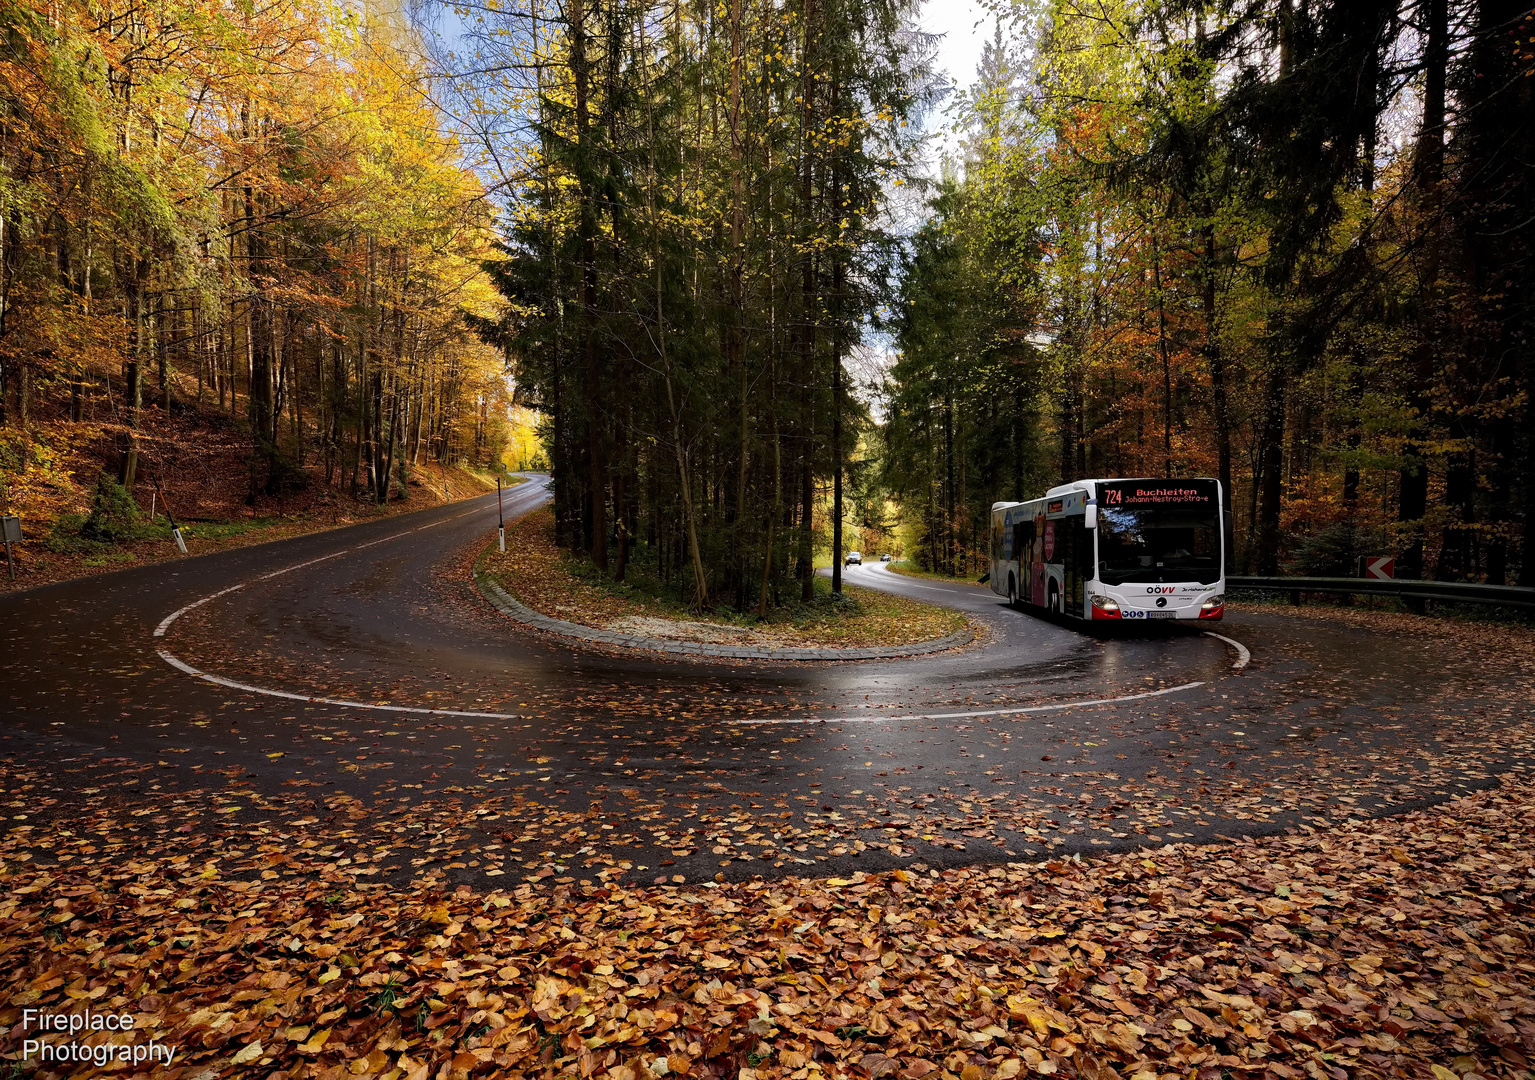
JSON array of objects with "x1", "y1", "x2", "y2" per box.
[{"x1": 990, "y1": 478, "x2": 1225, "y2": 622}]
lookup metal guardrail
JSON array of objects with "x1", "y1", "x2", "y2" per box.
[{"x1": 1228, "y1": 575, "x2": 1535, "y2": 611}]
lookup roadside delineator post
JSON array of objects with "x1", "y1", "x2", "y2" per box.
[
  {"x1": 497, "y1": 476, "x2": 506, "y2": 553},
  {"x1": 152, "y1": 476, "x2": 188, "y2": 554}
]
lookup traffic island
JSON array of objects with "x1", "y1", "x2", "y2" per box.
[{"x1": 474, "y1": 507, "x2": 975, "y2": 660}]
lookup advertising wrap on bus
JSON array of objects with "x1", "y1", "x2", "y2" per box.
[{"x1": 989, "y1": 477, "x2": 1226, "y2": 623}]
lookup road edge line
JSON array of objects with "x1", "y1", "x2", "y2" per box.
[
  {"x1": 1202, "y1": 631, "x2": 1251, "y2": 671},
  {"x1": 732, "y1": 679, "x2": 1209, "y2": 725}
]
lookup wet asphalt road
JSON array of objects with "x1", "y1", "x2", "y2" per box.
[{"x1": 2, "y1": 476, "x2": 1528, "y2": 886}]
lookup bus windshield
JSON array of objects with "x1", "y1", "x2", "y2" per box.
[{"x1": 1096, "y1": 480, "x2": 1221, "y2": 584}]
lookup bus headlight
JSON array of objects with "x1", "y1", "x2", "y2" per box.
[
  {"x1": 1200, "y1": 594, "x2": 1224, "y2": 614},
  {"x1": 1090, "y1": 594, "x2": 1120, "y2": 616}
]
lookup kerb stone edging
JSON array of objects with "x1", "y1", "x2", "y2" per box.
[{"x1": 473, "y1": 573, "x2": 975, "y2": 661}]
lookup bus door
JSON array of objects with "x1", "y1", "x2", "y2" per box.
[
  {"x1": 1012, "y1": 519, "x2": 1032, "y2": 602},
  {"x1": 1064, "y1": 515, "x2": 1090, "y2": 616},
  {"x1": 1033, "y1": 513, "x2": 1048, "y2": 606}
]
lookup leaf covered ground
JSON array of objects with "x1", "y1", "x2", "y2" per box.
[
  {"x1": 7, "y1": 530, "x2": 1535, "y2": 1077},
  {"x1": 2, "y1": 776, "x2": 1533, "y2": 1079},
  {"x1": 477, "y1": 509, "x2": 970, "y2": 649}
]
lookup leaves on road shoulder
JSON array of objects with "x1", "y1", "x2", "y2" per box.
[{"x1": 3, "y1": 775, "x2": 1533, "y2": 1079}]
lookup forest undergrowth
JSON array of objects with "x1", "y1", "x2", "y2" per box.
[{"x1": 0, "y1": 394, "x2": 504, "y2": 595}]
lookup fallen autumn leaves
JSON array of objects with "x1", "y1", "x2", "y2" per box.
[{"x1": 3, "y1": 777, "x2": 1533, "y2": 1079}]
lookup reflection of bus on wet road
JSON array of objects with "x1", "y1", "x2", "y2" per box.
[{"x1": 989, "y1": 478, "x2": 1226, "y2": 622}]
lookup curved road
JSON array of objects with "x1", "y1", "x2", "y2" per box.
[{"x1": 2, "y1": 477, "x2": 1527, "y2": 886}]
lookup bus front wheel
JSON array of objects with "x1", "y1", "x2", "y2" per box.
[
  {"x1": 1047, "y1": 580, "x2": 1060, "y2": 615},
  {"x1": 1007, "y1": 573, "x2": 1017, "y2": 608}
]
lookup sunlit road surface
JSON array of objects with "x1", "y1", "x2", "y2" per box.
[{"x1": 3, "y1": 477, "x2": 1528, "y2": 886}]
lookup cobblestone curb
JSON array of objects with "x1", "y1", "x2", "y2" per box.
[{"x1": 474, "y1": 573, "x2": 975, "y2": 661}]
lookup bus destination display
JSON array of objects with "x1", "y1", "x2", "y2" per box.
[{"x1": 1100, "y1": 481, "x2": 1217, "y2": 508}]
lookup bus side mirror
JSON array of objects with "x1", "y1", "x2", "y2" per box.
[{"x1": 1084, "y1": 503, "x2": 1097, "y2": 529}]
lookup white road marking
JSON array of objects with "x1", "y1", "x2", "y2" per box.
[
  {"x1": 154, "y1": 583, "x2": 249, "y2": 637},
  {"x1": 731, "y1": 679, "x2": 1207, "y2": 725},
  {"x1": 1202, "y1": 631, "x2": 1251, "y2": 671},
  {"x1": 151, "y1": 495, "x2": 531, "y2": 718},
  {"x1": 154, "y1": 505, "x2": 488, "y2": 637},
  {"x1": 156, "y1": 648, "x2": 521, "y2": 719},
  {"x1": 845, "y1": 565, "x2": 977, "y2": 593},
  {"x1": 731, "y1": 632, "x2": 1251, "y2": 725}
]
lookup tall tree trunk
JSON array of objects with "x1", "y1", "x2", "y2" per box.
[
  {"x1": 830, "y1": 100, "x2": 844, "y2": 594},
  {"x1": 760, "y1": 416, "x2": 781, "y2": 615},
  {"x1": 944, "y1": 384, "x2": 955, "y2": 575},
  {"x1": 0, "y1": 204, "x2": 10, "y2": 427},
  {"x1": 796, "y1": 0, "x2": 818, "y2": 603},
  {"x1": 246, "y1": 187, "x2": 276, "y2": 502},
  {"x1": 570, "y1": 0, "x2": 607, "y2": 569},
  {"x1": 1255, "y1": 366, "x2": 1286, "y2": 574},
  {"x1": 1059, "y1": 341, "x2": 1077, "y2": 483},
  {"x1": 1200, "y1": 218, "x2": 1233, "y2": 565},
  {"x1": 728, "y1": 0, "x2": 749, "y2": 594},
  {"x1": 1153, "y1": 227, "x2": 1173, "y2": 477},
  {"x1": 759, "y1": 124, "x2": 782, "y2": 613},
  {"x1": 119, "y1": 256, "x2": 146, "y2": 493},
  {"x1": 663, "y1": 371, "x2": 708, "y2": 609},
  {"x1": 1398, "y1": 0, "x2": 1448, "y2": 580},
  {"x1": 831, "y1": 286, "x2": 843, "y2": 593},
  {"x1": 156, "y1": 287, "x2": 171, "y2": 410},
  {"x1": 636, "y1": 10, "x2": 705, "y2": 607}
]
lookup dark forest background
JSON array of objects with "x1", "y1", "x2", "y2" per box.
[
  {"x1": 481, "y1": 0, "x2": 1534, "y2": 605},
  {"x1": 885, "y1": 0, "x2": 1534, "y2": 584}
]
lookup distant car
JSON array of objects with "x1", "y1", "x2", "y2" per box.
[
  {"x1": 880, "y1": 553, "x2": 892, "y2": 562},
  {"x1": 845, "y1": 551, "x2": 862, "y2": 565}
]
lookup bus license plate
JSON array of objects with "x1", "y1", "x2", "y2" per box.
[{"x1": 1146, "y1": 611, "x2": 1178, "y2": 619}]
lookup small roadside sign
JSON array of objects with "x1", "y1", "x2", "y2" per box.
[
  {"x1": 1363, "y1": 556, "x2": 1395, "y2": 580},
  {"x1": 2, "y1": 515, "x2": 20, "y2": 582}
]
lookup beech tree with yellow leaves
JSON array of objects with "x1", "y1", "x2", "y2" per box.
[{"x1": 0, "y1": 0, "x2": 510, "y2": 525}]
